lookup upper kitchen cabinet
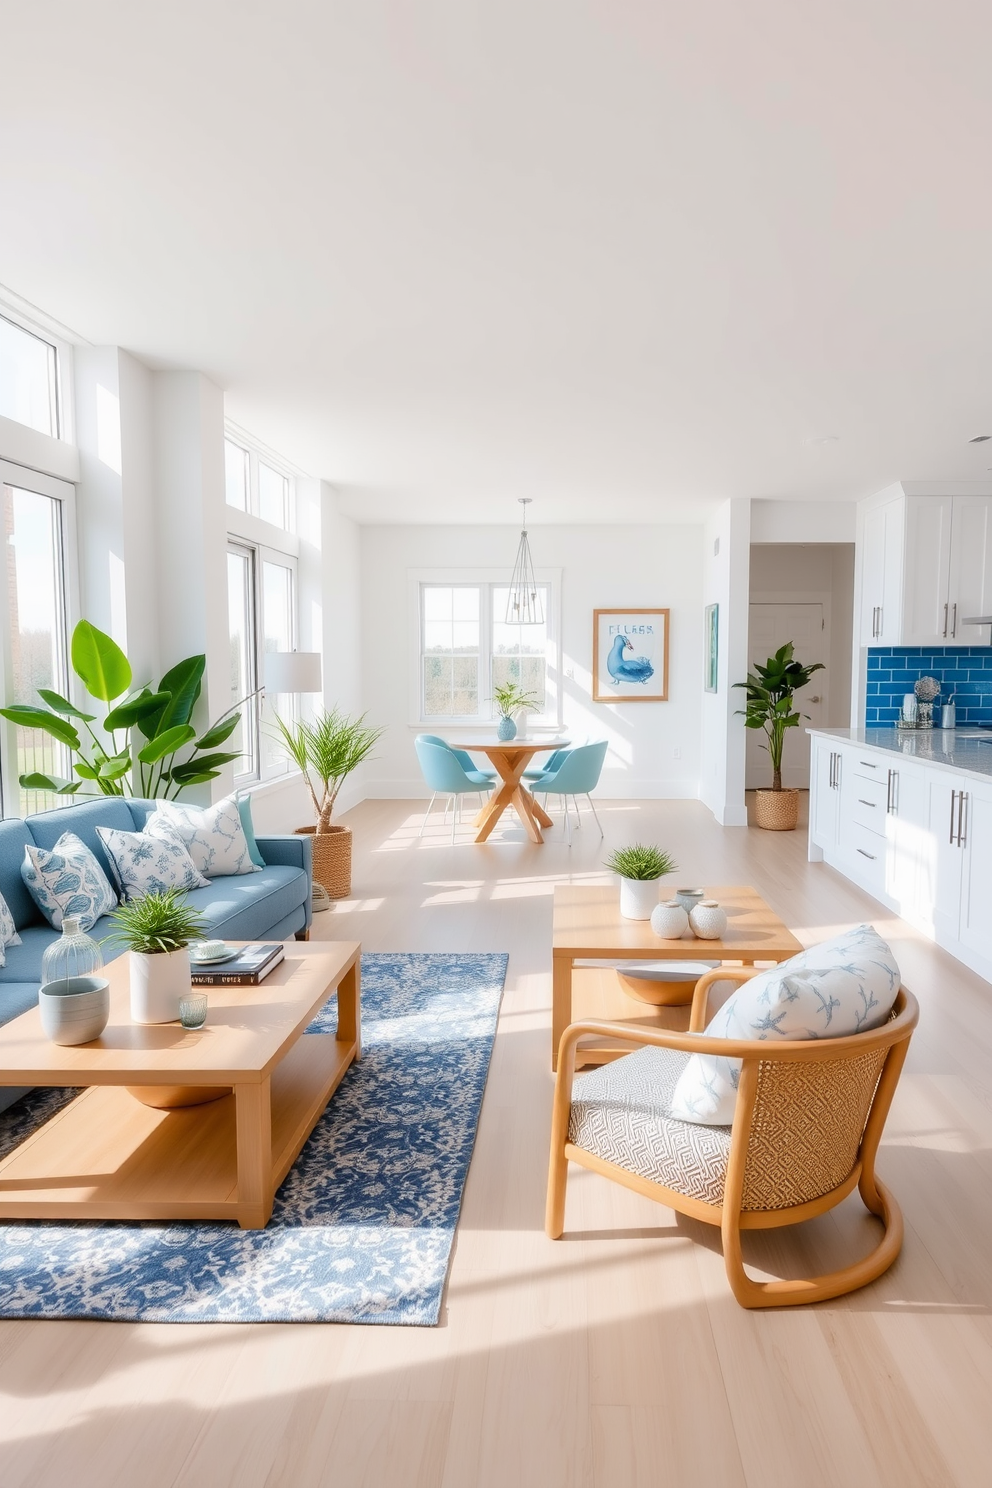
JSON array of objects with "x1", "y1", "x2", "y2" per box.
[{"x1": 858, "y1": 484, "x2": 992, "y2": 648}]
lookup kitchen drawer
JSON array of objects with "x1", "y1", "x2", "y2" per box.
[
  {"x1": 851, "y1": 752, "x2": 886, "y2": 784},
  {"x1": 847, "y1": 821, "x2": 886, "y2": 888},
  {"x1": 850, "y1": 776, "x2": 888, "y2": 831}
]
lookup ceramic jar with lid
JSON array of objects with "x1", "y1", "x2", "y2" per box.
[
  {"x1": 650, "y1": 900, "x2": 689, "y2": 940},
  {"x1": 689, "y1": 900, "x2": 727, "y2": 940}
]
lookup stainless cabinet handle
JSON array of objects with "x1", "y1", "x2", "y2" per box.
[
  {"x1": 858, "y1": 798, "x2": 876, "y2": 807},
  {"x1": 857, "y1": 848, "x2": 877, "y2": 860},
  {"x1": 959, "y1": 791, "x2": 968, "y2": 847},
  {"x1": 950, "y1": 790, "x2": 958, "y2": 845},
  {"x1": 952, "y1": 602, "x2": 958, "y2": 638},
  {"x1": 943, "y1": 602, "x2": 949, "y2": 638},
  {"x1": 878, "y1": 605, "x2": 882, "y2": 637},
  {"x1": 887, "y1": 769, "x2": 896, "y2": 813},
  {"x1": 859, "y1": 760, "x2": 878, "y2": 769}
]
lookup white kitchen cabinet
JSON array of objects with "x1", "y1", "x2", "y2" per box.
[
  {"x1": 858, "y1": 489, "x2": 992, "y2": 647},
  {"x1": 810, "y1": 737, "x2": 843, "y2": 851},
  {"x1": 925, "y1": 773, "x2": 965, "y2": 943},
  {"x1": 883, "y1": 760, "x2": 930, "y2": 926},
  {"x1": 957, "y1": 778, "x2": 992, "y2": 965}
]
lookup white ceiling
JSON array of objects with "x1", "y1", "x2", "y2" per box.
[{"x1": 3, "y1": 3, "x2": 992, "y2": 523}]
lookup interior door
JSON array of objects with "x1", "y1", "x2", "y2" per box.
[{"x1": 745, "y1": 603, "x2": 825, "y2": 790}]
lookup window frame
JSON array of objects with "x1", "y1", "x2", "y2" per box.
[
  {"x1": 0, "y1": 459, "x2": 79, "y2": 818},
  {"x1": 223, "y1": 423, "x2": 297, "y2": 536},
  {"x1": 0, "y1": 299, "x2": 74, "y2": 447},
  {"x1": 227, "y1": 535, "x2": 300, "y2": 786},
  {"x1": 410, "y1": 568, "x2": 562, "y2": 729}
]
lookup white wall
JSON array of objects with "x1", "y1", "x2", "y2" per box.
[
  {"x1": 360, "y1": 523, "x2": 704, "y2": 799},
  {"x1": 750, "y1": 500, "x2": 856, "y2": 544},
  {"x1": 700, "y1": 499, "x2": 750, "y2": 826}
]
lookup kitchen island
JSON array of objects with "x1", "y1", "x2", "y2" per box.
[{"x1": 808, "y1": 726, "x2": 992, "y2": 982}]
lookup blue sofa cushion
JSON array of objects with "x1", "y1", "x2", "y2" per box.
[
  {"x1": 182, "y1": 865, "x2": 309, "y2": 941},
  {"x1": 0, "y1": 818, "x2": 45, "y2": 929},
  {"x1": 26, "y1": 798, "x2": 137, "y2": 887},
  {"x1": 0, "y1": 981, "x2": 44, "y2": 1026}
]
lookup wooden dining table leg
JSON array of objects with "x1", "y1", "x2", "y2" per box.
[{"x1": 474, "y1": 749, "x2": 547, "y2": 843}]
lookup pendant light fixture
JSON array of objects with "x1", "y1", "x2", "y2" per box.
[{"x1": 505, "y1": 498, "x2": 544, "y2": 624}]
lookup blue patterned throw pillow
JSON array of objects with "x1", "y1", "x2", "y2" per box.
[
  {"x1": 148, "y1": 794, "x2": 260, "y2": 878},
  {"x1": 0, "y1": 889, "x2": 21, "y2": 968},
  {"x1": 96, "y1": 821, "x2": 209, "y2": 900},
  {"x1": 21, "y1": 832, "x2": 119, "y2": 931},
  {"x1": 670, "y1": 924, "x2": 901, "y2": 1126}
]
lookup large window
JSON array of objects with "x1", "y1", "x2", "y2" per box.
[
  {"x1": 227, "y1": 539, "x2": 298, "y2": 782},
  {"x1": 224, "y1": 435, "x2": 294, "y2": 532},
  {"x1": 0, "y1": 315, "x2": 61, "y2": 438},
  {"x1": 420, "y1": 581, "x2": 555, "y2": 724},
  {"x1": 0, "y1": 464, "x2": 74, "y2": 817}
]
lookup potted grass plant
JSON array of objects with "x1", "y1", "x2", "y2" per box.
[
  {"x1": 273, "y1": 708, "x2": 384, "y2": 899},
  {"x1": 734, "y1": 642, "x2": 825, "y2": 831},
  {"x1": 605, "y1": 844, "x2": 678, "y2": 920},
  {"x1": 106, "y1": 887, "x2": 207, "y2": 1024}
]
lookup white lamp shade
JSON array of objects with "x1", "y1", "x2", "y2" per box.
[{"x1": 263, "y1": 651, "x2": 323, "y2": 694}]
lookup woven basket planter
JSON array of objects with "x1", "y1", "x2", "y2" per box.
[
  {"x1": 295, "y1": 823, "x2": 352, "y2": 898},
  {"x1": 752, "y1": 788, "x2": 800, "y2": 831}
]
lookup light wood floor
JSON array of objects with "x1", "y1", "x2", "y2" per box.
[{"x1": 2, "y1": 793, "x2": 992, "y2": 1487}]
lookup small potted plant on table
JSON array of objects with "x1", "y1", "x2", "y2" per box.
[
  {"x1": 106, "y1": 886, "x2": 207, "y2": 1024},
  {"x1": 605, "y1": 844, "x2": 678, "y2": 919},
  {"x1": 492, "y1": 682, "x2": 540, "y2": 742},
  {"x1": 735, "y1": 642, "x2": 824, "y2": 831},
  {"x1": 273, "y1": 708, "x2": 384, "y2": 900}
]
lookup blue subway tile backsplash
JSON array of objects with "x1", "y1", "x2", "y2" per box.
[{"x1": 867, "y1": 647, "x2": 992, "y2": 725}]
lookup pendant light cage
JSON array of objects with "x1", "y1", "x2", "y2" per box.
[{"x1": 505, "y1": 499, "x2": 545, "y2": 625}]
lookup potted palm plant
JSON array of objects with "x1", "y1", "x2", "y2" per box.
[
  {"x1": 604, "y1": 844, "x2": 678, "y2": 919},
  {"x1": 105, "y1": 887, "x2": 207, "y2": 1024},
  {"x1": 734, "y1": 642, "x2": 824, "y2": 831},
  {"x1": 492, "y1": 682, "x2": 539, "y2": 741},
  {"x1": 273, "y1": 708, "x2": 384, "y2": 899}
]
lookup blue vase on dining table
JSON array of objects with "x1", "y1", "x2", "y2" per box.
[{"x1": 497, "y1": 716, "x2": 517, "y2": 741}]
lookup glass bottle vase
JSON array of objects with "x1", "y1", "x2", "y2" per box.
[{"x1": 40, "y1": 915, "x2": 104, "y2": 991}]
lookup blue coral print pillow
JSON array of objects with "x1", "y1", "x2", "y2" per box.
[
  {"x1": 148, "y1": 794, "x2": 260, "y2": 878},
  {"x1": 0, "y1": 889, "x2": 21, "y2": 968},
  {"x1": 670, "y1": 924, "x2": 901, "y2": 1126},
  {"x1": 97, "y1": 822, "x2": 209, "y2": 901},
  {"x1": 21, "y1": 832, "x2": 119, "y2": 931}
]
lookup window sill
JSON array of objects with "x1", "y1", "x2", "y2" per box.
[{"x1": 235, "y1": 769, "x2": 304, "y2": 799}]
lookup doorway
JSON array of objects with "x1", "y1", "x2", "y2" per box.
[{"x1": 745, "y1": 603, "x2": 825, "y2": 789}]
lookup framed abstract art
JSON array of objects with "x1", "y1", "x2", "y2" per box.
[{"x1": 592, "y1": 609, "x2": 669, "y2": 702}]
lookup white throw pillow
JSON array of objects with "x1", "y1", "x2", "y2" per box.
[
  {"x1": 97, "y1": 821, "x2": 209, "y2": 900},
  {"x1": 148, "y1": 794, "x2": 260, "y2": 878},
  {"x1": 670, "y1": 924, "x2": 901, "y2": 1126},
  {"x1": 0, "y1": 889, "x2": 21, "y2": 968},
  {"x1": 21, "y1": 832, "x2": 119, "y2": 931}
]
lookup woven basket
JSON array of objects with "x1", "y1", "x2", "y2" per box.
[
  {"x1": 752, "y1": 788, "x2": 799, "y2": 831},
  {"x1": 295, "y1": 823, "x2": 352, "y2": 898}
]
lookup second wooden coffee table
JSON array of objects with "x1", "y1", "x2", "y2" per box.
[
  {"x1": 0, "y1": 941, "x2": 360, "y2": 1230},
  {"x1": 552, "y1": 885, "x2": 804, "y2": 1069}
]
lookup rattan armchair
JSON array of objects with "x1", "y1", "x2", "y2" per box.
[{"x1": 546, "y1": 967, "x2": 919, "y2": 1308}]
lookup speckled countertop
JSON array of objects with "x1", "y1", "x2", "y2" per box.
[{"x1": 808, "y1": 727, "x2": 992, "y2": 783}]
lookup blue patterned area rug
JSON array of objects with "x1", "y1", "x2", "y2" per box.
[{"x1": 0, "y1": 952, "x2": 507, "y2": 1326}]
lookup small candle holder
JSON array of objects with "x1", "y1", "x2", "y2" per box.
[{"x1": 179, "y1": 994, "x2": 208, "y2": 1030}]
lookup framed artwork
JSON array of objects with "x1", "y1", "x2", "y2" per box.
[
  {"x1": 592, "y1": 609, "x2": 669, "y2": 702},
  {"x1": 704, "y1": 603, "x2": 719, "y2": 692}
]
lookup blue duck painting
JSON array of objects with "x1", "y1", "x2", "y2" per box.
[{"x1": 606, "y1": 634, "x2": 655, "y2": 686}]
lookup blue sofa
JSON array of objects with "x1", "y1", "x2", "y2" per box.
[{"x1": 0, "y1": 796, "x2": 313, "y2": 1113}]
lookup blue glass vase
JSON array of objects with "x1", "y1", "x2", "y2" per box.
[{"x1": 497, "y1": 715, "x2": 517, "y2": 741}]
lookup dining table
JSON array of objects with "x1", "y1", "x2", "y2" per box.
[{"x1": 452, "y1": 737, "x2": 570, "y2": 844}]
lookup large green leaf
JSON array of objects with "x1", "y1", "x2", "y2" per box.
[
  {"x1": 168, "y1": 751, "x2": 239, "y2": 783},
  {"x1": 98, "y1": 753, "x2": 132, "y2": 780},
  {"x1": 104, "y1": 690, "x2": 172, "y2": 731},
  {"x1": 138, "y1": 655, "x2": 205, "y2": 739},
  {"x1": 36, "y1": 688, "x2": 96, "y2": 722},
  {"x1": 194, "y1": 713, "x2": 240, "y2": 749},
  {"x1": 166, "y1": 766, "x2": 224, "y2": 786},
  {"x1": 19, "y1": 772, "x2": 80, "y2": 794},
  {"x1": 0, "y1": 705, "x2": 80, "y2": 749},
  {"x1": 71, "y1": 620, "x2": 132, "y2": 702},
  {"x1": 137, "y1": 724, "x2": 197, "y2": 764},
  {"x1": 74, "y1": 761, "x2": 100, "y2": 779}
]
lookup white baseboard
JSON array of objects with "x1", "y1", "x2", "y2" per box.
[{"x1": 365, "y1": 778, "x2": 701, "y2": 801}]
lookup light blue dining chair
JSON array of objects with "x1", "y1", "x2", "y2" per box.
[
  {"x1": 529, "y1": 740, "x2": 608, "y2": 843},
  {"x1": 416, "y1": 734, "x2": 496, "y2": 786},
  {"x1": 414, "y1": 737, "x2": 493, "y2": 843},
  {"x1": 523, "y1": 748, "x2": 571, "y2": 782}
]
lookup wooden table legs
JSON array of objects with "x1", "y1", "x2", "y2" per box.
[
  {"x1": 473, "y1": 749, "x2": 553, "y2": 843},
  {"x1": 235, "y1": 1078, "x2": 273, "y2": 1229}
]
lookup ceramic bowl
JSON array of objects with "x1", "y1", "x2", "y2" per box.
[
  {"x1": 38, "y1": 975, "x2": 110, "y2": 1046},
  {"x1": 614, "y1": 960, "x2": 719, "y2": 1007},
  {"x1": 675, "y1": 888, "x2": 705, "y2": 912}
]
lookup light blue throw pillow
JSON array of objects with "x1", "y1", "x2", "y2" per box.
[
  {"x1": 670, "y1": 924, "x2": 901, "y2": 1126},
  {"x1": 237, "y1": 793, "x2": 266, "y2": 869},
  {"x1": 97, "y1": 822, "x2": 209, "y2": 900},
  {"x1": 21, "y1": 831, "x2": 119, "y2": 931}
]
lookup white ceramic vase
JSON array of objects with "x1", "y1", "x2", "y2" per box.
[
  {"x1": 689, "y1": 900, "x2": 728, "y2": 940},
  {"x1": 130, "y1": 947, "x2": 191, "y2": 1024},
  {"x1": 650, "y1": 900, "x2": 689, "y2": 940},
  {"x1": 513, "y1": 708, "x2": 529, "y2": 740},
  {"x1": 619, "y1": 877, "x2": 660, "y2": 920}
]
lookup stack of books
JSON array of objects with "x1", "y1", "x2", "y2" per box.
[{"x1": 189, "y1": 943, "x2": 285, "y2": 987}]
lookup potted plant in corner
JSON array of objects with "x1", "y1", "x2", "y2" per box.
[
  {"x1": 106, "y1": 886, "x2": 207, "y2": 1025},
  {"x1": 734, "y1": 641, "x2": 825, "y2": 831},
  {"x1": 604, "y1": 844, "x2": 678, "y2": 919},
  {"x1": 492, "y1": 682, "x2": 539, "y2": 742},
  {"x1": 272, "y1": 708, "x2": 384, "y2": 900}
]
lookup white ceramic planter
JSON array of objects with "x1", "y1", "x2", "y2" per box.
[
  {"x1": 130, "y1": 947, "x2": 191, "y2": 1024},
  {"x1": 513, "y1": 708, "x2": 529, "y2": 740},
  {"x1": 650, "y1": 900, "x2": 689, "y2": 940},
  {"x1": 619, "y1": 877, "x2": 660, "y2": 920},
  {"x1": 689, "y1": 900, "x2": 728, "y2": 940},
  {"x1": 38, "y1": 975, "x2": 110, "y2": 1046}
]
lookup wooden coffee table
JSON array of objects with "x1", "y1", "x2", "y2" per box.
[
  {"x1": 0, "y1": 941, "x2": 360, "y2": 1230},
  {"x1": 552, "y1": 885, "x2": 804, "y2": 1069}
]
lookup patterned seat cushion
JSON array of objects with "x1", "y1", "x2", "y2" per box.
[{"x1": 569, "y1": 1046, "x2": 732, "y2": 1206}]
